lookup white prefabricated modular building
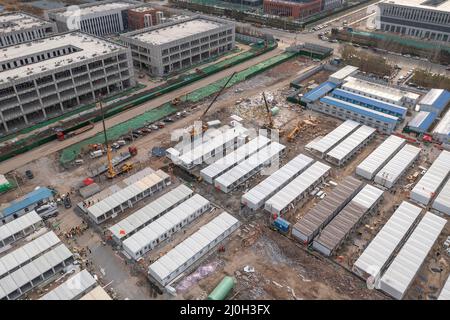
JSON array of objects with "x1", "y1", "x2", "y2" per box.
[
  {"x1": 176, "y1": 127, "x2": 247, "y2": 169},
  {"x1": 432, "y1": 178, "x2": 450, "y2": 215},
  {"x1": 0, "y1": 211, "x2": 43, "y2": 249},
  {"x1": 40, "y1": 269, "x2": 97, "y2": 300},
  {"x1": 200, "y1": 135, "x2": 271, "y2": 184},
  {"x1": 356, "y1": 135, "x2": 406, "y2": 180},
  {"x1": 325, "y1": 125, "x2": 376, "y2": 166},
  {"x1": 352, "y1": 201, "x2": 422, "y2": 281},
  {"x1": 109, "y1": 184, "x2": 194, "y2": 243},
  {"x1": 328, "y1": 65, "x2": 359, "y2": 84},
  {"x1": 292, "y1": 176, "x2": 364, "y2": 244},
  {"x1": 0, "y1": 231, "x2": 60, "y2": 280},
  {"x1": 148, "y1": 211, "x2": 239, "y2": 287},
  {"x1": 123, "y1": 194, "x2": 211, "y2": 260},
  {"x1": 305, "y1": 120, "x2": 360, "y2": 158},
  {"x1": 241, "y1": 153, "x2": 314, "y2": 211},
  {"x1": 87, "y1": 169, "x2": 171, "y2": 224},
  {"x1": 410, "y1": 150, "x2": 450, "y2": 205},
  {"x1": 0, "y1": 243, "x2": 74, "y2": 300},
  {"x1": 379, "y1": 212, "x2": 447, "y2": 300},
  {"x1": 214, "y1": 142, "x2": 285, "y2": 193},
  {"x1": 373, "y1": 144, "x2": 421, "y2": 189},
  {"x1": 80, "y1": 285, "x2": 112, "y2": 300},
  {"x1": 439, "y1": 275, "x2": 450, "y2": 300},
  {"x1": 264, "y1": 161, "x2": 331, "y2": 216},
  {"x1": 312, "y1": 185, "x2": 384, "y2": 256}
]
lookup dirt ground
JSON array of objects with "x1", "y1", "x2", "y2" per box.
[{"x1": 1, "y1": 56, "x2": 449, "y2": 300}]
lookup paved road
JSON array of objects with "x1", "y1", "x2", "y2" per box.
[{"x1": 0, "y1": 47, "x2": 283, "y2": 173}]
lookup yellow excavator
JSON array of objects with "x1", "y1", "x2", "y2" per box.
[{"x1": 287, "y1": 120, "x2": 302, "y2": 142}]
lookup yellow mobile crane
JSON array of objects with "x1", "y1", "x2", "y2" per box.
[{"x1": 98, "y1": 100, "x2": 117, "y2": 179}]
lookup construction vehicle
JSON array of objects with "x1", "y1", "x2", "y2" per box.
[
  {"x1": 287, "y1": 120, "x2": 301, "y2": 142},
  {"x1": 190, "y1": 72, "x2": 237, "y2": 138},
  {"x1": 119, "y1": 162, "x2": 133, "y2": 174},
  {"x1": 97, "y1": 100, "x2": 117, "y2": 179},
  {"x1": 261, "y1": 92, "x2": 274, "y2": 130},
  {"x1": 172, "y1": 97, "x2": 181, "y2": 106}
]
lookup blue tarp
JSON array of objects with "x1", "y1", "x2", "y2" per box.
[
  {"x1": 302, "y1": 81, "x2": 337, "y2": 102},
  {"x1": 408, "y1": 111, "x2": 437, "y2": 133},
  {"x1": 331, "y1": 89, "x2": 407, "y2": 118},
  {"x1": 320, "y1": 96, "x2": 399, "y2": 124},
  {"x1": 1, "y1": 187, "x2": 53, "y2": 217}
]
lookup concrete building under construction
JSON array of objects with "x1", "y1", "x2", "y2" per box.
[{"x1": 0, "y1": 32, "x2": 135, "y2": 135}]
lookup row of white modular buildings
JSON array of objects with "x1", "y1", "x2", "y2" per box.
[
  {"x1": 0, "y1": 208, "x2": 109, "y2": 300},
  {"x1": 305, "y1": 120, "x2": 377, "y2": 167},
  {"x1": 356, "y1": 135, "x2": 421, "y2": 189},
  {"x1": 102, "y1": 177, "x2": 241, "y2": 287},
  {"x1": 353, "y1": 201, "x2": 447, "y2": 300}
]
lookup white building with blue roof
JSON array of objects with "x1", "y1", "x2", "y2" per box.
[
  {"x1": 419, "y1": 89, "x2": 450, "y2": 116},
  {"x1": 1, "y1": 187, "x2": 54, "y2": 224}
]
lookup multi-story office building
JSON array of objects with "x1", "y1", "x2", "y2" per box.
[
  {"x1": 127, "y1": 6, "x2": 164, "y2": 30},
  {"x1": 377, "y1": 0, "x2": 450, "y2": 42},
  {"x1": 0, "y1": 32, "x2": 135, "y2": 135},
  {"x1": 0, "y1": 12, "x2": 57, "y2": 48},
  {"x1": 263, "y1": 0, "x2": 322, "y2": 19},
  {"x1": 120, "y1": 16, "x2": 235, "y2": 76},
  {"x1": 47, "y1": 0, "x2": 141, "y2": 37}
]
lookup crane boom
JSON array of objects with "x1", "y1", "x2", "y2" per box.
[
  {"x1": 98, "y1": 101, "x2": 116, "y2": 179},
  {"x1": 262, "y1": 92, "x2": 273, "y2": 128},
  {"x1": 201, "y1": 71, "x2": 237, "y2": 119}
]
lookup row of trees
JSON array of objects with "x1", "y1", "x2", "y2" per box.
[
  {"x1": 339, "y1": 45, "x2": 393, "y2": 76},
  {"x1": 411, "y1": 69, "x2": 450, "y2": 91}
]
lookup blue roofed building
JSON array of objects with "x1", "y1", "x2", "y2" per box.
[
  {"x1": 419, "y1": 89, "x2": 450, "y2": 116},
  {"x1": 407, "y1": 111, "x2": 437, "y2": 134},
  {"x1": 313, "y1": 96, "x2": 398, "y2": 134},
  {"x1": 1, "y1": 187, "x2": 54, "y2": 223},
  {"x1": 330, "y1": 88, "x2": 408, "y2": 119},
  {"x1": 301, "y1": 81, "x2": 337, "y2": 103}
]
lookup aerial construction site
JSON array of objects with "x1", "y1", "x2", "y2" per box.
[{"x1": 0, "y1": 0, "x2": 449, "y2": 305}]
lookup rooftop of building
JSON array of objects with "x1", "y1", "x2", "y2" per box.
[
  {"x1": 419, "y1": 88, "x2": 450, "y2": 110},
  {"x1": 1, "y1": 187, "x2": 53, "y2": 217},
  {"x1": 124, "y1": 17, "x2": 230, "y2": 45},
  {"x1": 129, "y1": 6, "x2": 157, "y2": 13},
  {"x1": 0, "y1": 12, "x2": 53, "y2": 34},
  {"x1": 52, "y1": 0, "x2": 140, "y2": 17},
  {"x1": 0, "y1": 32, "x2": 126, "y2": 83},
  {"x1": 343, "y1": 76, "x2": 420, "y2": 102},
  {"x1": 381, "y1": 0, "x2": 450, "y2": 12}
]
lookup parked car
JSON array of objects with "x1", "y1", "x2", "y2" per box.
[
  {"x1": 25, "y1": 170, "x2": 34, "y2": 179},
  {"x1": 63, "y1": 196, "x2": 72, "y2": 209},
  {"x1": 163, "y1": 117, "x2": 174, "y2": 123},
  {"x1": 150, "y1": 124, "x2": 159, "y2": 130}
]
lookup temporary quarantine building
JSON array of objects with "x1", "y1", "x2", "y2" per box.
[
  {"x1": 0, "y1": 231, "x2": 61, "y2": 280},
  {"x1": 176, "y1": 127, "x2": 247, "y2": 170},
  {"x1": 325, "y1": 125, "x2": 376, "y2": 166},
  {"x1": 122, "y1": 194, "x2": 211, "y2": 260},
  {"x1": 109, "y1": 184, "x2": 194, "y2": 243},
  {"x1": 87, "y1": 169, "x2": 170, "y2": 224},
  {"x1": 40, "y1": 270, "x2": 97, "y2": 300},
  {"x1": 379, "y1": 212, "x2": 447, "y2": 300},
  {"x1": 200, "y1": 135, "x2": 271, "y2": 184},
  {"x1": 264, "y1": 161, "x2": 331, "y2": 216},
  {"x1": 312, "y1": 185, "x2": 383, "y2": 256},
  {"x1": 0, "y1": 211, "x2": 43, "y2": 249},
  {"x1": 214, "y1": 142, "x2": 285, "y2": 193},
  {"x1": 352, "y1": 201, "x2": 422, "y2": 281},
  {"x1": 0, "y1": 243, "x2": 74, "y2": 300},
  {"x1": 241, "y1": 153, "x2": 314, "y2": 211},
  {"x1": 410, "y1": 150, "x2": 450, "y2": 205},
  {"x1": 432, "y1": 177, "x2": 450, "y2": 216},
  {"x1": 292, "y1": 176, "x2": 363, "y2": 244},
  {"x1": 305, "y1": 120, "x2": 360, "y2": 158},
  {"x1": 373, "y1": 144, "x2": 421, "y2": 189},
  {"x1": 356, "y1": 135, "x2": 406, "y2": 180},
  {"x1": 148, "y1": 211, "x2": 239, "y2": 287}
]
